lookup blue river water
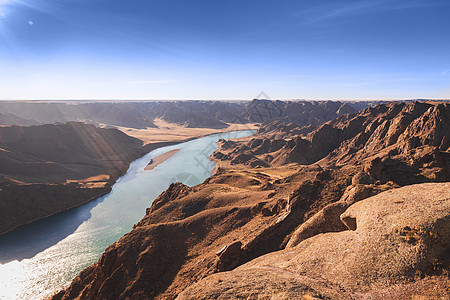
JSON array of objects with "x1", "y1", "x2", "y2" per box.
[{"x1": 0, "y1": 130, "x2": 255, "y2": 300}]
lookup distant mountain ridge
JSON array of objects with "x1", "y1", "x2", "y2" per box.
[
  {"x1": 0, "y1": 99, "x2": 392, "y2": 129},
  {"x1": 0, "y1": 112, "x2": 40, "y2": 126},
  {"x1": 242, "y1": 99, "x2": 357, "y2": 125}
]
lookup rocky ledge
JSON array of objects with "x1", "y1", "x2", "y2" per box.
[{"x1": 179, "y1": 183, "x2": 450, "y2": 299}]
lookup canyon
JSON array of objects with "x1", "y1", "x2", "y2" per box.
[
  {"x1": 50, "y1": 101, "x2": 449, "y2": 299},
  {"x1": 0, "y1": 100, "x2": 358, "y2": 235}
]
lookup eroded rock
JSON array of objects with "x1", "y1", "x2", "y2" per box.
[
  {"x1": 178, "y1": 183, "x2": 450, "y2": 298},
  {"x1": 214, "y1": 241, "x2": 242, "y2": 272},
  {"x1": 286, "y1": 201, "x2": 348, "y2": 248}
]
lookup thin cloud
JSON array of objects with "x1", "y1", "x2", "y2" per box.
[
  {"x1": 441, "y1": 69, "x2": 450, "y2": 76},
  {"x1": 296, "y1": 0, "x2": 381, "y2": 24},
  {"x1": 296, "y1": 0, "x2": 446, "y2": 25}
]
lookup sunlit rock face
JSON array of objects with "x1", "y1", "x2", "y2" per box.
[{"x1": 178, "y1": 183, "x2": 450, "y2": 299}]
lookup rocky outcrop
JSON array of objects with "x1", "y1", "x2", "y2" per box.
[
  {"x1": 285, "y1": 201, "x2": 348, "y2": 248},
  {"x1": 178, "y1": 183, "x2": 450, "y2": 299},
  {"x1": 136, "y1": 182, "x2": 191, "y2": 224},
  {"x1": 214, "y1": 102, "x2": 450, "y2": 173},
  {"x1": 242, "y1": 99, "x2": 357, "y2": 125},
  {"x1": 214, "y1": 241, "x2": 243, "y2": 272}
]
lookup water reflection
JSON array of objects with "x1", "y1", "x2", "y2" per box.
[{"x1": 0, "y1": 197, "x2": 102, "y2": 264}]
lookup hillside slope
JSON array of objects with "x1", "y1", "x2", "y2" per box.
[
  {"x1": 180, "y1": 183, "x2": 450, "y2": 299},
  {"x1": 0, "y1": 112, "x2": 40, "y2": 126},
  {"x1": 0, "y1": 122, "x2": 153, "y2": 234},
  {"x1": 53, "y1": 101, "x2": 449, "y2": 299}
]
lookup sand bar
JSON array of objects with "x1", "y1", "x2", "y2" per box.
[{"x1": 145, "y1": 149, "x2": 180, "y2": 171}]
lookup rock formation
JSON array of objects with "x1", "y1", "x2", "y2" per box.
[
  {"x1": 179, "y1": 183, "x2": 450, "y2": 299},
  {"x1": 241, "y1": 99, "x2": 357, "y2": 125},
  {"x1": 215, "y1": 102, "x2": 449, "y2": 173}
]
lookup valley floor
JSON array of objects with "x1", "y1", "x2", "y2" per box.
[{"x1": 116, "y1": 119, "x2": 259, "y2": 144}]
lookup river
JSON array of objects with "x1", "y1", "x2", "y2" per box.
[{"x1": 0, "y1": 130, "x2": 255, "y2": 300}]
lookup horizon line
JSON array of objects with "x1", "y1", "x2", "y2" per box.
[{"x1": 0, "y1": 98, "x2": 449, "y2": 102}]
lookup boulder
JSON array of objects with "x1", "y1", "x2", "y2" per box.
[
  {"x1": 286, "y1": 201, "x2": 348, "y2": 248},
  {"x1": 214, "y1": 241, "x2": 243, "y2": 272}
]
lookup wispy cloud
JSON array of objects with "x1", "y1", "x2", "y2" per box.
[
  {"x1": 296, "y1": 0, "x2": 446, "y2": 25},
  {"x1": 441, "y1": 69, "x2": 450, "y2": 76},
  {"x1": 295, "y1": 0, "x2": 380, "y2": 24}
]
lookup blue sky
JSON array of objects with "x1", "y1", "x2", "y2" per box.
[{"x1": 0, "y1": 0, "x2": 449, "y2": 100}]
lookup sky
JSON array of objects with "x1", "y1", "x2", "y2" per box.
[{"x1": 0, "y1": 0, "x2": 449, "y2": 100}]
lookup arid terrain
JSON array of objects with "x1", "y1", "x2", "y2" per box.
[
  {"x1": 117, "y1": 119, "x2": 258, "y2": 145},
  {"x1": 50, "y1": 101, "x2": 449, "y2": 299},
  {"x1": 0, "y1": 100, "x2": 354, "y2": 235}
]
